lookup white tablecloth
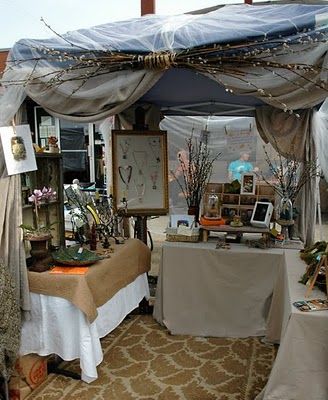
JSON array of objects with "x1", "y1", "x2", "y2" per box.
[
  {"x1": 154, "y1": 241, "x2": 284, "y2": 337},
  {"x1": 20, "y1": 273, "x2": 149, "y2": 383},
  {"x1": 256, "y1": 251, "x2": 328, "y2": 400}
]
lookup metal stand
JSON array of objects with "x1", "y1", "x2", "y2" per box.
[{"x1": 134, "y1": 216, "x2": 148, "y2": 245}]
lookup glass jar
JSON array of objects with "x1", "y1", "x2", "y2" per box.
[
  {"x1": 204, "y1": 190, "x2": 221, "y2": 219},
  {"x1": 279, "y1": 196, "x2": 293, "y2": 222}
]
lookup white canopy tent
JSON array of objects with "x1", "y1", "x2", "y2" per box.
[{"x1": 1, "y1": 3, "x2": 328, "y2": 311}]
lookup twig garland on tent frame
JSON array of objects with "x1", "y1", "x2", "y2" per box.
[{"x1": 2, "y1": 17, "x2": 328, "y2": 117}]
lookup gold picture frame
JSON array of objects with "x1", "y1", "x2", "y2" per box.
[{"x1": 112, "y1": 130, "x2": 169, "y2": 216}]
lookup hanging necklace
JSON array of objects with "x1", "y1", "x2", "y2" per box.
[
  {"x1": 132, "y1": 151, "x2": 147, "y2": 175},
  {"x1": 119, "y1": 138, "x2": 131, "y2": 160},
  {"x1": 133, "y1": 177, "x2": 146, "y2": 203},
  {"x1": 148, "y1": 137, "x2": 161, "y2": 163},
  {"x1": 118, "y1": 165, "x2": 132, "y2": 190},
  {"x1": 150, "y1": 166, "x2": 159, "y2": 190}
]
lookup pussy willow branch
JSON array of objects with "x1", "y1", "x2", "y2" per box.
[
  {"x1": 257, "y1": 143, "x2": 319, "y2": 203},
  {"x1": 171, "y1": 135, "x2": 220, "y2": 208}
]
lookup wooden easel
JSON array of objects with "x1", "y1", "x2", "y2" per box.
[{"x1": 305, "y1": 244, "x2": 328, "y2": 297}]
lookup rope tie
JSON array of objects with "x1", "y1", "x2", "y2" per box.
[{"x1": 137, "y1": 52, "x2": 176, "y2": 70}]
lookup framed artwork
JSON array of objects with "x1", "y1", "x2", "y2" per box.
[
  {"x1": 112, "y1": 130, "x2": 169, "y2": 216},
  {"x1": 170, "y1": 214, "x2": 195, "y2": 229},
  {"x1": 250, "y1": 201, "x2": 274, "y2": 228},
  {"x1": 240, "y1": 172, "x2": 256, "y2": 195},
  {"x1": 34, "y1": 106, "x2": 58, "y2": 147},
  {"x1": 0, "y1": 125, "x2": 37, "y2": 176}
]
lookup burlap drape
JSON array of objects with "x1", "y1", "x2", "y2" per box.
[
  {"x1": 0, "y1": 111, "x2": 31, "y2": 318},
  {"x1": 255, "y1": 107, "x2": 316, "y2": 245}
]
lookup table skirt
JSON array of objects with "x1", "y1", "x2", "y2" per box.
[{"x1": 20, "y1": 273, "x2": 149, "y2": 383}]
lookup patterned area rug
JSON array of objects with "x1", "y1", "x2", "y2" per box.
[{"x1": 28, "y1": 315, "x2": 276, "y2": 400}]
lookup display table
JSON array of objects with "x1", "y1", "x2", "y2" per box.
[
  {"x1": 28, "y1": 238, "x2": 150, "y2": 322},
  {"x1": 255, "y1": 250, "x2": 328, "y2": 400},
  {"x1": 153, "y1": 241, "x2": 328, "y2": 398},
  {"x1": 21, "y1": 239, "x2": 151, "y2": 383},
  {"x1": 153, "y1": 241, "x2": 284, "y2": 337}
]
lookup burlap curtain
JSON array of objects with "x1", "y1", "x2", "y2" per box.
[
  {"x1": 255, "y1": 107, "x2": 316, "y2": 245},
  {"x1": 0, "y1": 153, "x2": 31, "y2": 316},
  {"x1": 0, "y1": 110, "x2": 30, "y2": 318}
]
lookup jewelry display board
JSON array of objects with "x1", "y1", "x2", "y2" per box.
[{"x1": 112, "y1": 130, "x2": 169, "y2": 215}]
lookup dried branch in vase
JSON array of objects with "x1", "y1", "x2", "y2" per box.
[
  {"x1": 170, "y1": 132, "x2": 221, "y2": 209},
  {"x1": 256, "y1": 145, "x2": 319, "y2": 204}
]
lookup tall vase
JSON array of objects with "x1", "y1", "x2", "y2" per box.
[
  {"x1": 188, "y1": 205, "x2": 200, "y2": 225},
  {"x1": 279, "y1": 197, "x2": 293, "y2": 222},
  {"x1": 277, "y1": 197, "x2": 294, "y2": 241}
]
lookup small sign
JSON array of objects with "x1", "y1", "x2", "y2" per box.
[{"x1": 0, "y1": 125, "x2": 37, "y2": 176}]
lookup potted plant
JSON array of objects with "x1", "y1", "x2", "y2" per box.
[
  {"x1": 47, "y1": 136, "x2": 59, "y2": 153},
  {"x1": 20, "y1": 187, "x2": 57, "y2": 259}
]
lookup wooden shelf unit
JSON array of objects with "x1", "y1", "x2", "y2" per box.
[{"x1": 203, "y1": 182, "x2": 276, "y2": 224}]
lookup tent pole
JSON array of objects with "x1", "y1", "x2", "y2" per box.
[
  {"x1": 141, "y1": 0, "x2": 155, "y2": 16},
  {"x1": 133, "y1": 107, "x2": 149, "y2": 246},
  {"x1": 316, "y1": 173, "x2": 322, "y2": 241}
]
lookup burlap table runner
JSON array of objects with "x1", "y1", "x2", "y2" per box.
[{"x1": 28, "y1": 239, "x2": 151, "y2": 322}]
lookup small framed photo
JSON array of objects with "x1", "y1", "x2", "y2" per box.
[
  {"x1": 250, "y1": 201, "x2": 273, "y2": 228},
  {"x1": 170, "y1": 214, "x2": 195, "y2": 229},
  {"x1": 240, "y1": 173, "x2": 256, "y2": 195}
]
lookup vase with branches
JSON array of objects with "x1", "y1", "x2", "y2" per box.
[
  {"x1": 256, "y1": 146, "x2": 318, "y2": 224},
  {"x1": 170, "y1": 133, "x2": 221, "y2": 223}
]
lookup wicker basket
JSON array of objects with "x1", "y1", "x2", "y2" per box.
[{"x1": 166, "y1": 227, "x2": 199, "y2": 242}]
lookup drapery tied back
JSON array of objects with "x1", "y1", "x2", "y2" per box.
[{"x1": 136, "y1": 52, "x2": 176, "y2": 70}]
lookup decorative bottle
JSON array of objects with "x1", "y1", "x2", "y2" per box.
[{"x1": 279, "y1": 196, "x2": 293, "y2": 222}]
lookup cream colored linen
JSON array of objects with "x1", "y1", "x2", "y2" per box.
[
  {"x1": 154, "y1": 241, "x2": 284, "y2": 337},
  {"x1": 256, "y1": 250, "x2": 328, "y2": 400}
]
